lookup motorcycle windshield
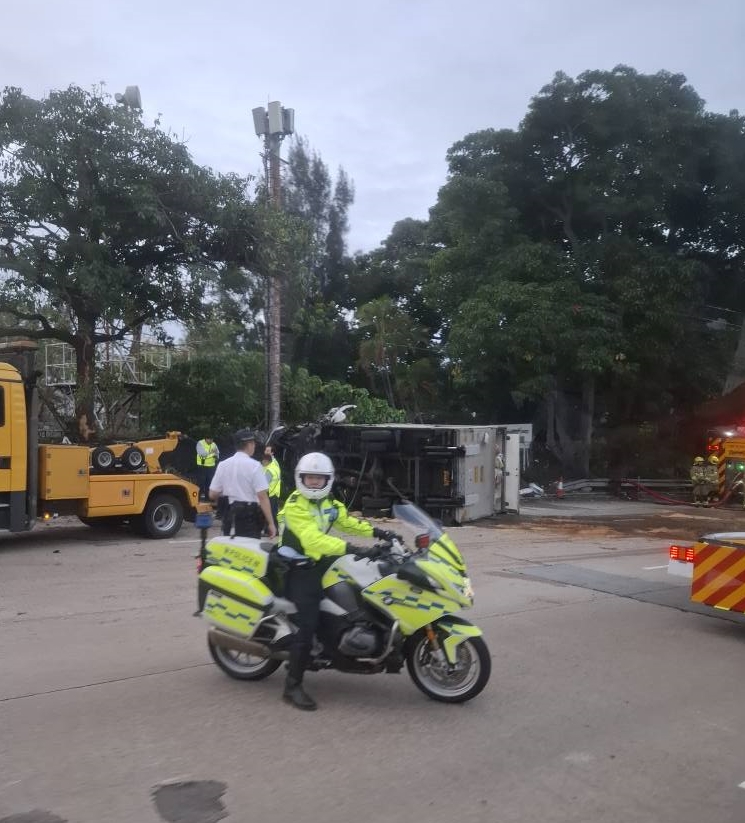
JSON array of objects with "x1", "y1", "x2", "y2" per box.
[
  {"x1": 392, "y1": 501, "x2": 466, "y2": 572},
  {"x1": 392, "y1": 501, "x2": 444, "y2": 541}
]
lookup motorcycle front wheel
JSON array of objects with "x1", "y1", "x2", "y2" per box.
[
  {"x1": 207, "y1": 638, "x2": 282, "y2": 681},
  {"x1": 406, "y1": 630, "x2": 491, "y2": 703}
]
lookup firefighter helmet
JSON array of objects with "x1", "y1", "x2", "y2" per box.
[
  {"x1": 708, "y1": 454, "x2": 720, "y2": 465},
  {"x1": 693, "y1": 456, "x2": 704, "y2": 465}
]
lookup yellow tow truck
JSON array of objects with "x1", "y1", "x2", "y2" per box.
[{"x1": 0, "y1": 341, "x2": 208, "y2": 538}]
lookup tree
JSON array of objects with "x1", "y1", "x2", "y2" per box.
[
  {"x1": 349, "y1": 218, "x2": 440, "y2": 328},
  {"x1": 149, "y1": 352, "x2": 404, "y2": 436},
  {"x1": 0, "y1": 84, "x2": 256, "y2": 440},
  {"x1": 346, "y1": 219, "x2": 446, "y2": 419},
  {"x1": 150, "y1": 352, "x2": 264, "y2": 436},
  {"x1": 355, "y1": 295, "x2": 432, "y2": 415},
  {"x1": 426, "y1": 67, "x2": 745, "y2": 475},
  {"x1": 281, "y1": 138, "x2": 356, "y2": 380}
]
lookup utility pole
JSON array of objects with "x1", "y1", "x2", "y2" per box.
[{"x1": 251, "y1": 101, "x2": 294, "y2": 431}]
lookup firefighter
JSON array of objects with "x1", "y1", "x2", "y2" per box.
[
  {"x1": 703, "y1": 453, "x2": 720, "y2": 506},
  {"x1": 690, "y1": 456, "x2": 707, "y2": 506}
]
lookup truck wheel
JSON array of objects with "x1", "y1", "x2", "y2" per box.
[
  {"x1": 91, "y1": 446, "x2": 115, "y2": 471},
  {"x1": 141, "y1": 493, "x2": 183, "y2": 538},
  {"x1": 122, "y1": 446, "x2": 146, "y2": 471},
  {"x1": 360, "y1": 431, "x2": 395, "y2": 452},
  {"x1": 359, "y1": 430, "x2": 393, "y2": 443},
  {"x1": 363, "y1": 441, "x2": 392, "y2": 453}
]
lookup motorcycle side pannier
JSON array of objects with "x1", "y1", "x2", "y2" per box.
[
  {"x1": 199, "y1": 565, "x2": 273, "y2": 638},
  {"x1": 204, "y1": 535, "x2": 271, "y2": 576}
]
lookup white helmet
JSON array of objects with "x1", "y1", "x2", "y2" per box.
[{"x1": 295, "y1": 452, "x2": 335, "y2": 500}]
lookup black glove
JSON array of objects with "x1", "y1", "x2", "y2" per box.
[
  {"x1": 346, "y1": 543, "x2": 378, "y2": 558},
  {"x1": 373, "y1": 528, "x2": 398, "y2": 542}
]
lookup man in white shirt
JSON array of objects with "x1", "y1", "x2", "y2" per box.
[{"x1": 209, "y1": 429, "x2": 277, "y2": 539}]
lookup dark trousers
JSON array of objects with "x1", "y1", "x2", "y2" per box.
[
  {"x1": 198, "y1": 465, "x2": 216, "y2": 500},
  {"x1": 223, "y1": 502, "x2": 262, "y2": 538},
  {"x1": 285, "y1": 563, "x2": 327, "y2": 682},
  {"x1": 268, "y1": 496, "x2": 279, "y2": 532}
]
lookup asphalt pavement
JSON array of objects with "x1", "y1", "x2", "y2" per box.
[{"x1": 2, "y1": 507, "x2": 745, "y2": 823}]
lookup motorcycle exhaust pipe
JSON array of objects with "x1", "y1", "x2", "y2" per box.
[{"x1": 208, "y1": 627, "x2": 289, "y2": 660}]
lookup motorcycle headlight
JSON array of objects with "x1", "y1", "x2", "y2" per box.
[{"x1": 462, "y1": 576, "x2": 474, "y2": 600}]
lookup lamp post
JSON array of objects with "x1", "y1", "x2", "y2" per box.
[{"x1": 251, "y1": 101, "x2": 294, "y2": 431}]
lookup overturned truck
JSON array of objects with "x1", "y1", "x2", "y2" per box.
[{"x1": 270, "y1": 419, "x2": 524, "y2": 525}]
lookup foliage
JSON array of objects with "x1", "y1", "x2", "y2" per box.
[
  {"x1": 150, "y1": 353, "x2": 264, "y2": 437},
  {"x1": 149, "y1": 352, "x2": 404, "y2": 437},
  {"x1": 347, "y1": 220, "x2": 446, "y2": 419},
  {"x1": 355, "y1": 295, "x2": 431, "y2": 413},
  {"x1": 316, "y1": 382, "x2": 406, "y2": 424},
  {"x1": 0, "y1": 84, "x2": 255, "y2": 439},
  {"x1": 281, "y1": 137, "x2": 356, "y2": 380},
  {"x1": 424, "y1": 66, "x2": 745, "y2": 474}
]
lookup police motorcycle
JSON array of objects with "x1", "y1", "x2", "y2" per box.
[{"x1": 196, "y1": 500, "x2": 491, "y2": 703}]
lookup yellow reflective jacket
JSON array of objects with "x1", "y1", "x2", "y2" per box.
[
  {"x1": 265, "y1": 457, "x2": 282, "y2": 498},
  {"x1": 196, "y1": 439, "x2": 219, "y2": 467},
  {"x1": 278, "y1": 491, "x2": 374, "y2": 562}
]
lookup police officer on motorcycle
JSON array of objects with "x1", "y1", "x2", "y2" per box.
[{"x1": 278, "y1": 452, "x2": 396, "y2": 711}]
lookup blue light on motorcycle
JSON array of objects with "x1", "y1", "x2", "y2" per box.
[{"x1": 196, "y1": 512, "x2": 214, "y2": 530}]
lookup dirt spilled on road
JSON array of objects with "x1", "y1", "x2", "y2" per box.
[{"x1": 479, "y1": 508, "x2": 745, "y2": 540}]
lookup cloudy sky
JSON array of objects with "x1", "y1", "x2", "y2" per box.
[{"x1": 4, "y1": 0, "x2": 744, "y2": 253}]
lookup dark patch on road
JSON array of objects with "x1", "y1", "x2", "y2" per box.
[
  {"x1": 152, "y1": 780, "x2": 227, "y2": 823},
  {"x1": 513, "y1": 563, "x2": 745, "y2": 624},
  {"x1": 477, "y1": 503, "x2": 745, "y2": 539},
  {"x1": 0, "y1": 812, "x2": 67, "y2": 823}
]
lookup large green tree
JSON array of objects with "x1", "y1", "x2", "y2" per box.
[
  {"x1": 426, "y1": 66, "x2": 744, "y2": 475},
  {"x1": 0, "y1": 84, "x2": 255, "y2": 439}
]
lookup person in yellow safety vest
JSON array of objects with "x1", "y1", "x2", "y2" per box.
[
  {"x1": 277, "y1": 451, "x2": 395, "y2": 711},
  {"x1": 196, "y1": 437, "x2": 220, "y2": 501},
  {"x1": 703, "y1": 453, "x2": 720, "y2": 506},
  {"x1": 262, "y1": 445, "x2": 282, "y2": 533},
  {"x1": 690, "y1": 456, "x2": 707, "y2": 506}
]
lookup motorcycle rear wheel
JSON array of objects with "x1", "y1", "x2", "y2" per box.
[
  {"x1": 406, "y1": 631, "x2": 491, "y2": 703},
  {"x1": 207, "y1": 638, "x2": 282, "y2": 681}
]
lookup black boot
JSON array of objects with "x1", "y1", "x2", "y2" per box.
[{"x1": 283, "y1": 676, "x2": 317, "y2": 711}]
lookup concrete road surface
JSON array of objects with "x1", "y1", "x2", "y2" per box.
[{"x1": 1, "y1": 512, "x2": 745, "y2": 823}]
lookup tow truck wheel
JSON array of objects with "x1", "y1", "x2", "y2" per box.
[
  {"x1": 91, "y1": 446, "x2": 115, "y2": 472},
  {"x1": 139, "y1": 493, "x2": 183, "y2": 538},
  {"x1": 122, "y1": 446, "x2": 146, "y2": 471}
]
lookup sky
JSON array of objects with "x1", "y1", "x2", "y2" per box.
[{"x1": 4, "y1": 0, "x2": 744, "y2": 254}]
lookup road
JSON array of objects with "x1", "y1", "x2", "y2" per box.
[{"x1": 1, "y1": 505, "x2": 745, "y2": 823}]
